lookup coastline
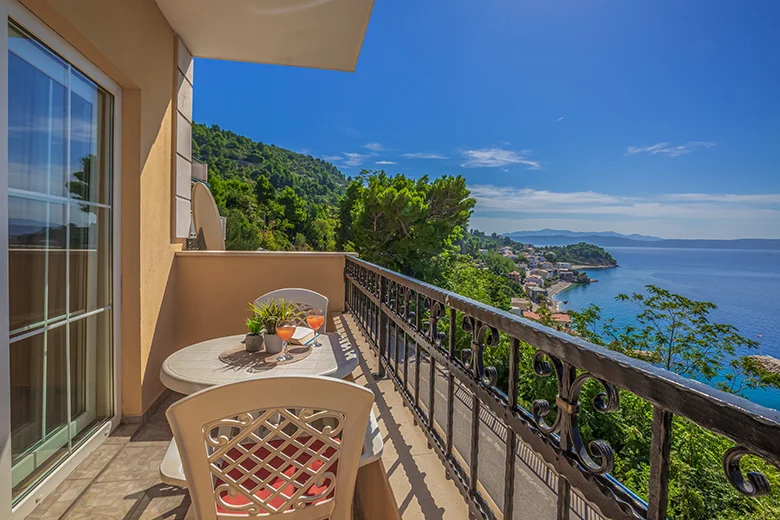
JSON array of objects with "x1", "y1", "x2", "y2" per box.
[
  {"x1": 572, "y1": 264, "x2": 617, "y2": 270},
  {"x1": 547, "y1": 281, "x2": 572, "y2": 311}
]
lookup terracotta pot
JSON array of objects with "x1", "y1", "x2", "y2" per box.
[
  {"x1": 245, "y1": 334, "x2": 263, "y2": 353},
  {"x1": 263, "y1": 333, "x2": 284, "y2": 354}
]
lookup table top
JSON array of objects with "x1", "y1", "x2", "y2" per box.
[{"x1": 160, "y1": 332, "x2": 359, "y2": 395}]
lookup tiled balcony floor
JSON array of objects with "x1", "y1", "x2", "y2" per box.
[{"x1": 28, "y1": 314, "x2": 467, "y2": 519}]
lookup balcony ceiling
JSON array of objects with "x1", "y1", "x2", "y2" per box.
[{"x1": 155, "y1": 0, "x2": 374, "y2": 72}]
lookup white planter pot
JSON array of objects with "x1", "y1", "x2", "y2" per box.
[{"x1": 263, "y1": 333, "x2": 283, "y2": 354}]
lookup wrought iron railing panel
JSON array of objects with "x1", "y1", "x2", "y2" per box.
[{"x1": 343, "y1": 257, "x2": 780, "y2": 520}]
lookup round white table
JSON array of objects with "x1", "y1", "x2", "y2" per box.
[
  {"x1": 160, "y1": 332, "x2": 359, "y2": 395},
  {"x1": 157, "y1": 331, "x2": 382, "y2": 489}
]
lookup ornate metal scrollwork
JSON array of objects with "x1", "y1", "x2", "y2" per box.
[
  {"x1": 532, "y1": 351, "x2": 619, "y2": 475},
  {"x1": 461, "y1": 316, "x2": 499, "y2": 387},
  {"x1": 387, "y1": 280, "x2": 398, "y2": 312},
  {"x1": 723, "y1": 446, "x2": 771, "y2": 496},
  {"x1": 403, "y1": 287, "x2": 416, "y2": 326},
  {"x1": 421, "y1": 298, "x2": 446, "y2": 347}
]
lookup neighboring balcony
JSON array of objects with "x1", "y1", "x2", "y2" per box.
[{"x1": 28, "y1": 253, "x2": 780, "y2": 520}]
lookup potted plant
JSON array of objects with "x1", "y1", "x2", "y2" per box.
[
  {"x1": 244, "y1": 311, "x2": 264, "y2": 352},
  {"x1": 249, "y1": 299, "x2": 302, "y2": 354}
]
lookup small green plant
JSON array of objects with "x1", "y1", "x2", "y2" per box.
[
  {"x1": 245, "y1": 313, "x2": 263, "y2": 335},
  {"x1": 249, "y1": 298, "x2": 302, "y2": 335}
]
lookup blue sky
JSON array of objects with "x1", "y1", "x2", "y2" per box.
[{"x1": 193, "y1": 0, "x2": 780, "y2": 239}]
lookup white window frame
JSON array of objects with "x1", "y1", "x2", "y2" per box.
[{"x1": 0, "y1": 1, "x2": 123, "y2": 518}]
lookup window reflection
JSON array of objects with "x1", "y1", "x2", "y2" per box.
[
  {"x1": 8, "y1": 197, "x2": 67, "y2": 332},
  {"x1": 8, "y1": 20, "x2": 114, "y2": 502},
  {"x1": 70, "y1": 205, "x2": 110, "y2": 317}
]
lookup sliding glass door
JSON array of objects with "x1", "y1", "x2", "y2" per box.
[{"x1": 7, "y1": 20, "x2": 114, "y2": 502}]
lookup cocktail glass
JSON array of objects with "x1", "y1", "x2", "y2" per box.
[
  {"x1": 306, "y1": 308, "x2": 325, "y2": 347},
  {"x1": 275, "y1": 319, "x2": 297, "y2": 362}
]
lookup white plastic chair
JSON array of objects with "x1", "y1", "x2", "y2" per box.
[
  {"x1": 254, "y1": 288, "x2": 329, "y2": 332},
  {"x1": 166, "y1": 375, "x2": 374, "y2": 520}
]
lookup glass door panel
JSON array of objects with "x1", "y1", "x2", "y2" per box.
[
  {"x1": 8, "y1": 20, "x2": 115, "y2": 502},
  {"x1": 70, "y1": 204, "x2": 110, "y2": 317}
]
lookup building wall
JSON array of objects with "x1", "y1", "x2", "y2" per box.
[
  {"x1": 175, "y1": 252, "x2": 353, "y2": 350},
  {"x1": 19, "y1": 0, "x2": 181, "y2": 418}
]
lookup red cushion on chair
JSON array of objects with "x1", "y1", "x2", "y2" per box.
[{"x1": 213, "y1": 436, "x2": 339, "y2": 516}]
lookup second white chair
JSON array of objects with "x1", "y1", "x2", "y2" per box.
[{"x1": 254, "y1": 288, "x2": 329, "y2": 333}]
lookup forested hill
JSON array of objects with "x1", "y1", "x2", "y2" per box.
[
  {"x1": 539, "y1": 243, "x2": 618, "y2": 267},
  {"x1": 193, "y1": 123, "x2": 347, "y2": 205},
  {"x1": 191, "y1": 123, "x2": 347, "y2": 251}
]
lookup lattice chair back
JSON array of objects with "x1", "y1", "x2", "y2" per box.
[
  {"x1": 254, "y1": 289, "x2": 329, "y2": 332},
  {"x1": 167, "y1": 376, "x2": 373, "y2": 519}
]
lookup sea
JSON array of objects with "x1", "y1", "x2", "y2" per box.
[{"x1": 554, "y1": 247, "x2": 780, "y2": 410}]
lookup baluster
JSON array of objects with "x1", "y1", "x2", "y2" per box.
[
  {"x1": 429, "y1": 345, "x2": 436, "y2": 431},
  {"x1": 403, "y1": 290, "x2": 411, "y2": 391},
  {"x1": 393, "y1": 303, "x2": 401, "y2": 377},
  {"x1": 343, "y1": 264, "x2": 349, "y2": 314},
  {"x1": 377, "y1": 277, "x2": 387, "y2": 378},
  {"x1": 414, "y1": 322, "x2": 421, "y2": 414},
  {"x1": 428, "y1": 301, "x2": 444, "y2": 433},
  {"x1": 446, "y1": 308, "x2": 456, "y2": 459},
  {"x1": 503, "y1": 338, "x2": 520, "y2": 520},
  {"x1": 555, "y1": 363, "x2": 577, "y2": 520},
  {"x1": 470, "y1": 391, "x2": 480, "y2": 497},
  {"x1": 647, "y1": 407, "x2": 673, "y2": 520}
]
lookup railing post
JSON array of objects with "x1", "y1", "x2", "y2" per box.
[
  {"x1": 376, "y1": 276, "x2": 387, "y2": 379},
  {"x1": 343, "y1": 261, "x2": 350, "y2": 315},
  {"x1": 648, "y1": 407, "x2": 673, "y2": 520},
  {"x1": 503, "y1": 338, "x2": 520, "y2": 520},
  {"x1": 446, "y1": 307, "x2": 456, "y2": 459},
  {"x1": 555, "y1": 364, "x2": 577, "y2": 520}
]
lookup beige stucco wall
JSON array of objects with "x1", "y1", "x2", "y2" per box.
[
  {"x1": 175, "y1": 252, "x2": 353, "y2": 350},
  {"x1": 20, "y1": 0, "x2": 182, "y2": 417},
  {"x1": 15, "y1": 1, "x2": 358, "y2": 421}
]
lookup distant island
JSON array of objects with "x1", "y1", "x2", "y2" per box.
[{"x1": 507, "y1": 230, "x2": 780, "y2": 250}]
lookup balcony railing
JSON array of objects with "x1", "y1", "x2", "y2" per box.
[{"x1": 343, "y1": 256, "x2": 780, "y2": 520}]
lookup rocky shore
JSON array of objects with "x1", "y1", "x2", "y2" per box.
[{"x1": 747, "y1": 355, "x2": 780, "y2": 375}]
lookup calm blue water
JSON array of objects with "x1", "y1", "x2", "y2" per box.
[{"x1": 556, "y1": 247, "x2": 780, "y2": 410}]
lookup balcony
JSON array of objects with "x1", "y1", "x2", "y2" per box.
[{"x1": 27, "y1": 253, "x2": 780, "y2": 520}]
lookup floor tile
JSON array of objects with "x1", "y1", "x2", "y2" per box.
[
  {"x1": 26, "y1": 479, "x2": 92, "y2": 519},
  {"x1": 96, "y1": 443, "x2": 168, "y2": 484},
  {"x1": 62, "y1": 479, "x2": 152, "y2": 519},
  {"x1": 127, "y1": 481, "x2": 191, "y2": 520},
  {"x1": 67, "y1": 443, "x2": 123, "y2": 480}
]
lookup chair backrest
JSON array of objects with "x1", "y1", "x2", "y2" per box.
[
  {"x1": 166, "y1": 376, "x2": 374, "y2": 520},
  {"x1": 254, "y1": 289, "x2": 329, "y2": 332}
]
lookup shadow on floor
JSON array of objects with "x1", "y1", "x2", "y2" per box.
[{"x1": 337, "y1": 315, "x2": 449, "y2": 519}]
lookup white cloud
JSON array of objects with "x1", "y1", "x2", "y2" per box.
[
  {"x1": 402, "y1": 152, "x2": 448, "y2": 160},
  {"x1": 468, "y1": 185, "x2": 780, "y2": 238},
  {"x1": 342, "y1": 152, "x2": 368, "y2": 167},
  {"x1": 376, "y1": 160, "x2": 397, "y2": 165},
  {"x1": 627, "y1": 141, "x2": 715, "y2": 157},
  {"x1": 555, "y1": 116, "x2": 564, "y2": 122},
  {"x1": 461, "y1": 148, "x2": 541, "y2": 169},
  {"x1": 662, "y1": 193, "x2": 780, "y2": 204},
  {"x1": 363, "y1": 142, "x2": 384, "y2": 151},
  {"x1": 323, "y1": 155, "x2": 343, "y2": 162}
]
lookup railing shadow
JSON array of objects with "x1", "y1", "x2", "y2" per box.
[{"x1": 337, "y1": 315, "x2": 448, "y2": 519}]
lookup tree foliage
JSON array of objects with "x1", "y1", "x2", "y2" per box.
[
  {"x1": 539, "y1": 242, "x2": 618, "y2": 266},
  {"x1": 193, "y1": 123, "x2": 342, "y2": 250},
  {"x1": 337, "y1": 171, "x2": 475, "y2": 277}
]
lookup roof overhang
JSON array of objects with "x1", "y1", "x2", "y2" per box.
[{"x1": 155, "y1": 0, "x2": 374, "y2": 72}]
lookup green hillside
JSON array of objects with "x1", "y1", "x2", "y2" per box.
[{"x1": 192, "y1": 123, "x2": 347, "y2": 250}]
